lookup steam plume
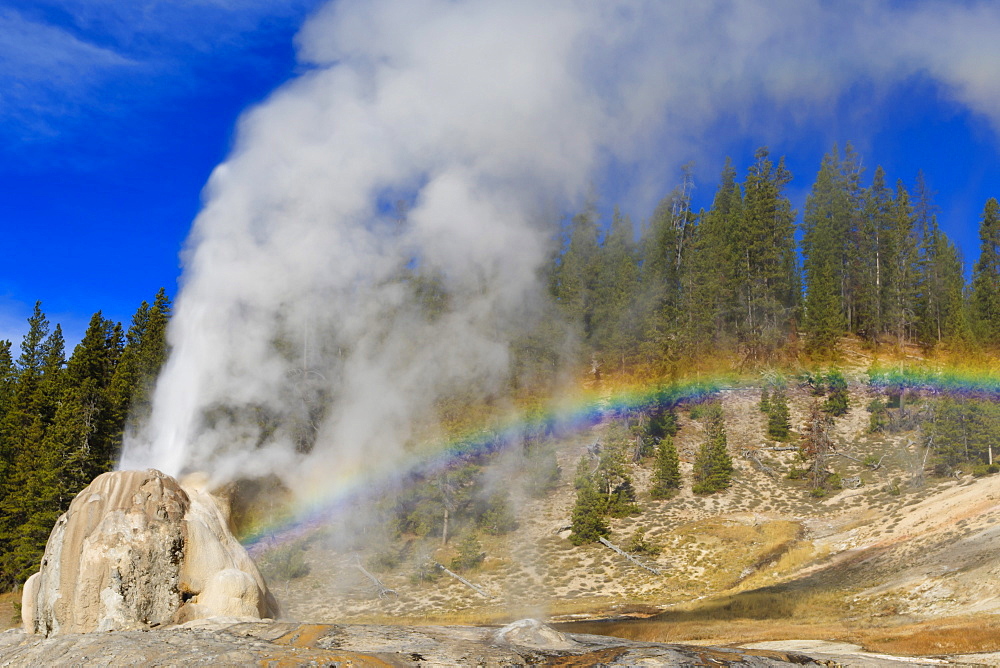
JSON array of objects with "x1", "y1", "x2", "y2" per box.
[{"x1": 121, "y1": 0, "x2": 1000, "y2": 488}]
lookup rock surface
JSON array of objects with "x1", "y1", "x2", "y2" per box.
[
  {"x1": 0, "y1": 619, "x2": 833, "y2": 666},
  {"x1": 21, "y1": 469, "x2": 276, "y2": 636}
]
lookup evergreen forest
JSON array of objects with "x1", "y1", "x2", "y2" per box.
[
  {"x1": 3, "y1": 142, "x2": 1000, "y2": 591},
  {"x1": 549, "y1": 145, "x2": 1000, "y2": 372},
  {"x1": 0, "y1": 290, "x2": 170, "y2": 590}
]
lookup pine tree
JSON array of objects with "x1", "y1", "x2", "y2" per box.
[
  {"x1": 0, "y1": 304, "x2": 66, "y2": 588},
  {"x1": 803, "y1": 229, "x2": 844, "y2": 357},
  {"x1": 855, "y1": 166, "x2": 893, "y2": 343},
  {"x1": 636, "y1": 195, "x2": 685, "y2": 369},
  {"x1": 569, "y1": 475, "x2": 610, "y2": 545},
  {"x1": 109, "y1": 289, "x2": 172, "y2": 443},
  {"x1": 937, "y1": 234, "x2": 970, "y2": 345},
  {"x1": 972, "y1": 198, "x2": 1000, "y2": 346},
  {"x1": 450, "y1": 532, "x2": 485, "y2": 571},
  {"x1": 593, "y1": 442, "x2": 638, "y2": 517},
  {"x1": 0, "y1": 340, "x2": 15, "y2": 479},
  {"x1": 2, "y1": 304, "x2": 51, "y2": 462},
  {"x1": 735, "y1": 147, "x2": 799, "y2": 361},
  {"x1": 758, "y1": 387, "x2": 771, "y2": 413},
  {"x1": 552, "y1": 203, "x2": 601, "y2": 342},
  {"x1": 682, "y1": 159, "x2": 742, "y2": 353},
  {"x1": 886, "y1": 181, "x2": 919, "y2": 346},
  {"x1": 913, "y1": 172, "x2": 948, "y2": 347},
  {"x1": 692, "y1": 404, "x2": 733, "y2": 494},
  {"x1": 592, "y1": 207, "x2": 640, "y2": 369},
  {"x1": 767, "y1": 388, "x2": 791, "y2": 440},
  {"x1": 650, "y1": 437, "x2": 681, "y2": 499},
  {"x1": 47, "y1": 312, "x2": 122, "y2": 496},
  {"x1": 802, "y1": 148, "x2": 858, "y2": 355}
]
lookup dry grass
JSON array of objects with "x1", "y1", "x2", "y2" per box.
[
  {"x1": 560, "y1": 596, "x2": 1000, "y2": 658},
  {"x1": 345, "y1": 597, "x2": 627, "y2": 627},
  {"x1": 0, "y1": 591, "x2": 18, "y2": 630},
  {"x1": 855, "y1": 616, "x2": 1000, "y2": 655}
]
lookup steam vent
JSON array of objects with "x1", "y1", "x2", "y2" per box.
[{"x1": 21, "y1": 469, "x2": 277, "y2": 636}]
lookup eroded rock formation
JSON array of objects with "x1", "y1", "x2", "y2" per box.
[{"x1": 21, "y1": 469, "x2": 276, "y2": 636}]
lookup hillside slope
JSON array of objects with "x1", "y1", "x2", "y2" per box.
[{"x1": 239, "y1": 344, "x2": 1000, "y2": 661}]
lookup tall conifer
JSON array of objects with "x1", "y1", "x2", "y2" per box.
[{"x1": 972, "y1": 198, "x2": 1000, "y2": 345}]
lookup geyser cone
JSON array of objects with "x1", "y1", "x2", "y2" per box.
[{"x1": 22, "y1": 469, "x2": 277, "y2": 636}]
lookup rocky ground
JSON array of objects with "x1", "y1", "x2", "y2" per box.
[{"x1": 0, "y1": 617, "x2": 836, "y2": 666}]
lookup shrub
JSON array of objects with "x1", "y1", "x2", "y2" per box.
[
  {"x1": 867, "y1": 398, "x2": 888, "y2": 433},
  {"x1": 932, "y1": 462, "x2": 952, "y2": 478},
  {"x1": 411, "y1": 562, "x2": 442, "y2": 584},
  {"x1": 647, "y1": 407, "x2": 679, "y2": 442},
  {"x1": 822, "y1": 370, "x2": 849, "y2": 417},
  {"x1": 525, "y1": 449, "x2": 561, "y2": 497},
  {"x1": 368, "y1": 548, "x2": 402, "y2": 572},
  {"x1": 626, "y1": 529, "x2": 661, "y2": 557},
  {"x1": 260, "y1": 542, "x2": 310, "y2": 582},
  {"x1": 450, "y1": 533, "x2": 485, "y2": 571},
  {"x1": 786, "y1": 467, "x2": 807, "y2": 480},
  {"x1": 477, "y1": 492, "x2": 518, "y2": 535}
]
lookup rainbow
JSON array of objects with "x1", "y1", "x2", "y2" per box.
[
  {"x1": 242, "y1": 363, "x2": 1000, "y2": 554},
  {"x1": 868, "y1": 365, "x2": 1000, "y2": 399},
  {"x1": 240, "y1": 375, "x2": 732, "y2": 553}
]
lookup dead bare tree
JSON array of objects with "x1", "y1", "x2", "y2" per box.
[
  {"x1": 597, "y1": 537, "x2": 663, "y2": 575},
  {"x1": 741, "y1": 448, "x2": 777, "y2": 478},
  {"x1": 801, "y1": 400, "x2": 835, "y2": 488},
  {"x1": 353, "y1": 557, "x2": 398, "y2": 600},
  {"x1": 432, "y1": 562, "x2": 492, "y2": 599}
]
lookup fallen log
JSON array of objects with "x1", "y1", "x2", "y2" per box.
[
  {"x1": 741, "y1": 449, "x2": 777, "y2": 478},
  {"x1": 353, "y1": 558, "x2": 398, "y2": 599},
  {"x1": 433, "y1": 562, "x2": 493, "y2": 599},
  {"x1": 831, "y1": 452, "x2": 886, "y2": 470},
  {"x1": 597, "y1": 537, "x2": 662, "y2": 575}
]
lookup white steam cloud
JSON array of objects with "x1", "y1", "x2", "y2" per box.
[{"x1": 121, "y1": 0, "x2": 1000, "y2": 487}]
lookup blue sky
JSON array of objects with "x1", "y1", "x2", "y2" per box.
[
  {"x1": 1, "y1": 0, "x2": 324, "y2": 346},
  {"x1": 3, "y1": 0, "x2": 1000, "y2": 351}
]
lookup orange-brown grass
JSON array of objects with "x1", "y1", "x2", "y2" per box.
[
  {"x1": 561, "y1": 604, "x2": 1000, "y2": 658},
  {"x1": 855, "y1": 616, "x2": 1000, "y2": 655}
]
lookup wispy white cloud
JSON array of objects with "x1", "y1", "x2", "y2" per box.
[
  {"x1": 0, "y1": 1, "x2": 320, "y2": 143},
  {"x1": 0, "y1": 8, "x2": 133, "y2": 136}
]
